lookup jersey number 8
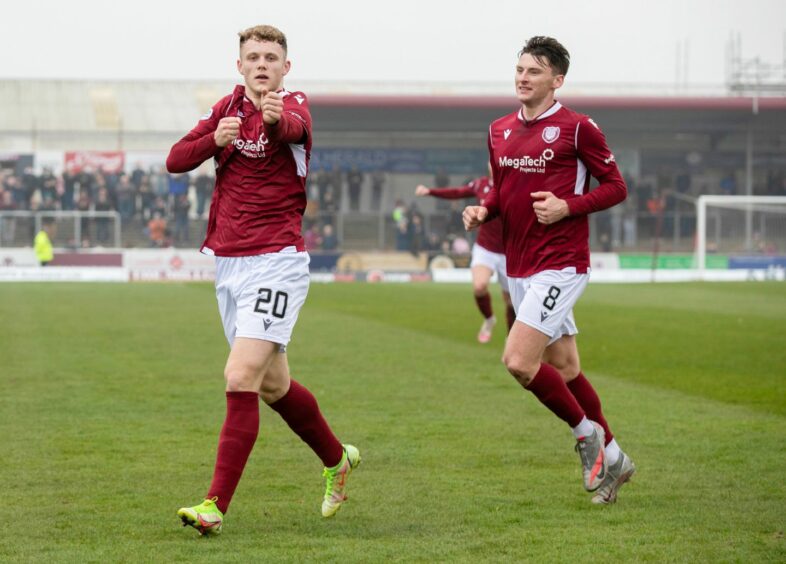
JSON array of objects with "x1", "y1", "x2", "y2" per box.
[{"x1": 542, "y1": 286, "x2": 561, "y2": 311}]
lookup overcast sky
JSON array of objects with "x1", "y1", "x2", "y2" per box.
[{"x1": 1, "y1": 0, "x2": 784, "y2": 92}]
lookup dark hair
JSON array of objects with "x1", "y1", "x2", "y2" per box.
[{"x1": 519, "y1": 36, "x2": 570, "y2": 76}]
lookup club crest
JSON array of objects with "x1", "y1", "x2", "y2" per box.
[{"x1": 542, "y1": 126, "x2": 560, "y2": 143}]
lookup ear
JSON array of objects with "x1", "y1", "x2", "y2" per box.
[
  {"x1": 282, "y1": 59, "x2": 291, "y2": 77},
  {"x1": 552, "y1": 74, "x2": 565, "y2": 90},
  {"x1": 236, "y1": 58, "x2": 242, "y2": 74}
]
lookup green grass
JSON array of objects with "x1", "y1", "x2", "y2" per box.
[{"x1": 1, "y1": 281, "x2": 784, "y2": 562}]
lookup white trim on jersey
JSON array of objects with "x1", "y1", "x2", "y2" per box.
[
  {"x1": 517, "y1": 101, "x2": 563, "y2": 123},
  {"x1": 573, "y1": 122, "x2": 586, "y2": 195},
  {"x1": 290, "y1": 144, "x2": 308, "y2": 177},
  {"x1": 574, "y1": 159, "x2": 587, "y2": 195}
]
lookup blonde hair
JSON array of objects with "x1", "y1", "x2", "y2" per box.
[{"x1": 238, "y1": 25, "x2": 287, "y2": 54}]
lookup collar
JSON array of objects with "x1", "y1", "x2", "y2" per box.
[{"x1": 518, "y1": 101, "x2": 562, "y2": 124}]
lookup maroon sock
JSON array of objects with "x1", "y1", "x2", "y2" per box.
[
  {"x1": 567, "y1": 372, "x2": 614, "y2": 445},
  {"x1": 525, "y1": 363, "x2": 585, "y2": 427},
  {"x1": 207, "y1": 391, "x2": 260, "y2": 514},
  {"x1": 475, "y1": 292, "x2": 493, "y2": 319},
  {"x1": 268, "y1": 379, "x2": 343, "y2": 467},
  {"x1": 505, "y1": 305, "x2": 516, "y2": 331}
]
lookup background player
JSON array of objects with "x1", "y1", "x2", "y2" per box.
[
  {"x1": 167, "y1": 25, "x2": 360, "y2": 535},
  {"x1": 463, "y1": 36, "x2": 635, "y2": 504},
  {"x1": 415, "y1": 167, "x2": 515, "y2": 342}
]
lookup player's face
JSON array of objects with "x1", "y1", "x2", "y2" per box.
[
  {"x1": 237, "y1": 40, "x2": 291, "y2": 97},
  {"x1": 514, "y1": 53, "x2": 564, "y2": 106}
]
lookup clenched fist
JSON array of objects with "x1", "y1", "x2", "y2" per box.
[
  {"x1": 214, "y1": 117, "x2": 241, "y2": 147},
  {"x1": 261, "y1": 90, "x2": 284, "y2": 125},
  {"x1": 463, "y1": 205, "x2": 488, "y2": 231}
]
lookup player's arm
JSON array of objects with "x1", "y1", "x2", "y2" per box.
[
  {"x1": 564, "y1": 117, "x2": 627, "y2": 215},
  {"x1": 166, "y1": 103, "x2": 228, "y2": 173},
  {"x1": 416, "y1": 184, "x2": 476, "y2": 199},
  {"x1": 263, "y1": 91, "x2": 309, "y2": 144}
]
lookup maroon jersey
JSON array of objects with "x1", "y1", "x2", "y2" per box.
[
  {"x1": 166, "y1": 85, "x2": 312, "y2": 256},
  {"x1": 484, "y1": 102, "x2": 626, "y2": 277},
  {"x1": 427, "y1": 177, "x2": 504, "y2": 254}
]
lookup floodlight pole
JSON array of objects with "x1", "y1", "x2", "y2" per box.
[{"x1": 745, "y1": 126, "x2": 754, "y2": 250}]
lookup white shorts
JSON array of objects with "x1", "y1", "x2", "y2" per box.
[
  {"x1": 508, "y1": 267, "x2": 589, "y2": 345},
  {"x1": 470, "y1": 243, "x2": 509, "y2": 293},
  {"x1": 215, "y1": 247, "x2": 310, "y2": 350}
]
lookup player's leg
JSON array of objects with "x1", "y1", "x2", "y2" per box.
[
  {"x1": 502, "y1": 291, "x2": 515, "y2": 333},
  {"x1": 472, "y1": 264, "x2": 496, "y2": 343},
  {"x1": 545, "y1": 335, "x2": 614, "y2": 447},
  {"x1": 506, "y1": 273, "x2": 606, "y2": 491},
  {"x1": 261, "y1": 354, "x2": 360, "y2": 517},
  {"x1": 544, "y1": 319, "x2": 634, "y2": 502},
  {"x1": 496, "y1": 255, "x2": 516, "y2": 333},
  {"x1": 178, "y1": 337, "x2": 276, "y2": 535}
]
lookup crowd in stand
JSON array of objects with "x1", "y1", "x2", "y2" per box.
[
  {"x1": 0, "y1": 164, "x2": 215, "y2": 247},
  {"x1": 2, "y1": 162, "x2": 783, "y2": 252}
]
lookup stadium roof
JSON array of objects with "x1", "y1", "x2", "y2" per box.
[{"x1": 0, "y1": 80, "x2": 786, "y2": 153}]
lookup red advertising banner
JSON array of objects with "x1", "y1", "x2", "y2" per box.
[{"x1": 64, "y1": 151, "x2": 125, "y2": 174}]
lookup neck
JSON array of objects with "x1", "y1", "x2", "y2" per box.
[
  {"x1": 244, "y1": 87, "x2": 262, "y2": 109},
  {"x1": 521, "y1": 95, "x2": 555, "y2": 121}
]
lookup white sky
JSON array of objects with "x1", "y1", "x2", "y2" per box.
[{"x1": 1, "y1": 0, "x2": 784, "y2": 91}]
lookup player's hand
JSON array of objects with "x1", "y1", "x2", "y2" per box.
[
  {"x1": 415, "y1": 185, "x2": 430, "y2": 197},
  {"x1": 214, "y1": 117, "x2": 241, "y2": 147},
  {"x1": 261, "y1": 90, "x2": 284, "y2": 125},
  {"x1": 531, "y1": 191, "x2": 569, "y2": 224},
  {"x1": 463, "y1": 205, "x2": 488, "y2": 231}
]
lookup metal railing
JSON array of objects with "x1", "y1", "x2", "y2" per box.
[{"x1": 0, "y1": 211, "x2": 122, "y2": 248}]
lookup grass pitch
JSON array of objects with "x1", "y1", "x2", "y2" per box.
[{"x1": 1, "y1": 281, "x2": 784, "y2": 562}]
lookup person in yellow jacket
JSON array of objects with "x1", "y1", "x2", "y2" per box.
[{"x1": 34, "y1": 218, "x2": 55, "y2": 266}]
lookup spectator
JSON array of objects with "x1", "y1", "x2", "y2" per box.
[
  {"x1": 94, "y1": 187, "x2": 113, "y2": 245},
  {"x1": 321, "y1": 223, "x2": 339, "y2": 251},
  {"x1": 61, "y1": 169, "x2": 77, "y2": 210},
  {"x1": 147, "y1": 212, "x2": 167, "y2": 247},
  {"x1": 194, "y1": 171, "x2": 214, "y2": 218},
  {"x1": 451, "y1": 234, "x2": 471, "y2": 254},
  {"x1": 433, "y1": 167, "x2": 451, "y2": 211},
  {"x1": 76, "y1": 190, "x2": 92, "y2": 247},
  {"x1": 408, "y1": 212, "x2": 425, "y2": 257},
  {"x1": 321, "y1": 187, "x2": 338, "y2": 226},
  {"x1": 173, "y1": 193, "x2": 191, "y2": 244},
  {"x1": 346, "y1": 166, "x2": 363, "y2": 211},
  {"x1": 370, "y1": 169, "x2": 386, "y2": 212},
  {"x1": 138, "y1": 177, "x2": 154, "y2": 220},
  {"x1": 116, "y1": 174, "x2": 135, "y2": 220},
  {"x1": 130, "y1": 162, "x2": 146, "y2": 192},
  {"x1": 0, "y1": 187, "x2": 17, "y2": 243},
  {"x1": 150, "y1": 166, "x2": 169, "y2": 208},
  {"x1": 168, "y1": 172, "x2": 190, "y2": 206},
  {"x1": 151, "y1": 196, "x2": 167, "y2": 219},
  {"x1": 720, "y1": 170, "x2": 737, "y2": 195},
  {"x1": 316, "y1": 167, "x2": 330, "y2": 208},
  {"x1": 303, "y1": 223, "x2": 322, "y2": 251},
  {"x1": 34, "y1": 218, "x2": 56, "y2": 266},
  {"x1": 329, "y1": 165, "x2": 343, "y2": 210},
  {"x1": 39, "y1": 168, "x2": 58, "y2": 203},
  {"x1": 21, "y1": 167, "x2": 38, "y2": 209}
]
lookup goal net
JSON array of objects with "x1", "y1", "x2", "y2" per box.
[{"x1": 696, "y1": 195, "x2": 786, "y2": 279}]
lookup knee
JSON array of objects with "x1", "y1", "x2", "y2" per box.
[
  {"x1": 502, "y1": 352, "x2": 539, "y2": 387},
  {"x1": 549, "y1": 357, "x2": 580, "y2": 383},
  {"x1": 224, "y1": 366, "x2": 258, "y2": 392},
  {"x1": 259, "y1": 379, "x2": 289, "y2": 405},
  {"x1": 473, "y1": 283, "x2": 488, "y2": 297}
]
